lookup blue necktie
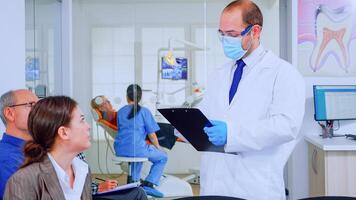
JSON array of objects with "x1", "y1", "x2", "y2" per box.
[{"x1": 229, "y1": 59, "x2": 245, "y2": 104}]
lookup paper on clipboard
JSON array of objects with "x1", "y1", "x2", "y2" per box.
[
  {"x1": 95, "y1": 182, "x2": 140, "y2": 195},
  {"x1": 158, "y1": 108, "x2": 225, "y2": 153}
]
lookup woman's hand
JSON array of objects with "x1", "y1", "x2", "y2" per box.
[{"x1": 98, "y1": 180, "x2": 118, "y2": 192}]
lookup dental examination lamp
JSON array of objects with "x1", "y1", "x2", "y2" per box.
[
  {"x1": 156, "y1": 38, "x2": 206, "y2": 111},
  {"x1": 163, "y1": 38, "x2": 205, "y2": 65}
]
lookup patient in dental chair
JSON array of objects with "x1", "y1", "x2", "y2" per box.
[
  {"x1": 91, "y1": 95, "x2": 178, "y2": 150},
  {"x1": 91, "y1": 95, "x2": 117, "y2": 125}
]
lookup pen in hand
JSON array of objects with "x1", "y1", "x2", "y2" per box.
[
  {"x1": 96, "y1": 178, "x2": 119, "y2": 192},
  {"x1": 95, "y1": 177, "x2": 106, "y2": 182}
]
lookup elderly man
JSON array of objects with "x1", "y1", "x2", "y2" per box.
[{"x1": 0, "y1": 89, "x2": 38, "y2": 198}]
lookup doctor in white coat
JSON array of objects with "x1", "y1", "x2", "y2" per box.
[{"x1": 200, "y1": 0, "x2": 305, "y2": 199}]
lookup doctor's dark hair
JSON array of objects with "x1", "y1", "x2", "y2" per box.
[
  {"x1": 224, "y1": 0, "x2": 263, "y2": 27},
  {"x1": 21, "y1": 96, "x2": 77, "y2": 168},
  {"x1": 127, "y1": 84, "x2": 142, "y2": 119}
]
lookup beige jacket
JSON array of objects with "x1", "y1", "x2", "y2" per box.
[{"x1": 3, "y1": 155, "x2": 92, "y2": 200}]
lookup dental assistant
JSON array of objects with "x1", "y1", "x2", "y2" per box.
[
  {"x1": 114, "y1": 84, "x2": 167, "y2": 198},
  {"x1": 200, "y1": 1, "x2": 305, "y2": 199}
]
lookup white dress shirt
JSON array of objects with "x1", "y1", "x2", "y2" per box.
[
  {"x1": 48, "y1": 153, "x2": 89, "y2": 200},
  {"x1": 229, "y1": 45, "x2": 267, "y2": 84}
]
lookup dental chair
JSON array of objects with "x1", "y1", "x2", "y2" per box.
[{"x1": 90, "y1": 107, "x2": 193, "y2": 198}]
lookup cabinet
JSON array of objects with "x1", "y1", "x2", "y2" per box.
[{"x1": 306, "y1": 135, "x2": 356, "y2": 197}]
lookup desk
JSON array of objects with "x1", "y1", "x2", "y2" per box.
[{"x1": 305, "y1": 135, "x2": 356, "y2": 197}]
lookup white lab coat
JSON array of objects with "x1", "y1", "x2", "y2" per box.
[{"x1": 200, "y1": 46, "x2": 305, "y2": 200}]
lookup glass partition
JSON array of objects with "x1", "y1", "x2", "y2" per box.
[
  {"x1": 72, "y1": 0, "x2": 280, "y2": 197},
  {"x1": 73, "y1": 0, "x2": 230, "y2": 136},
  {"x1": 25, "y1": 0, "x2": 62, "y2": 97},
  {"x1": 72, "y1": 0, "x2": 230, "y2": 186}
]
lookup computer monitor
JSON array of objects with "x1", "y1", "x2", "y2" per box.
[
  {"x1": 161, "y1": 57, "x2": 188, "y2": 80},
  {"x1": 313, "y1": 85, "x2": 356, "y2": 121},
  {"x1": 25, "y1": 57, "x2": 40, "y2": 81},
  {"x1": 35, "y1": 85, "x2": 47, "y2": 98}
]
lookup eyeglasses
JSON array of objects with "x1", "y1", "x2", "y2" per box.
[
  {"x1": 9, "y1": 101, "x2": 36, "y2": 108},
  {"x1": 218, "y1": 25, "x2": 253, "y2": 41}
]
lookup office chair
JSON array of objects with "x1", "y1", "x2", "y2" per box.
[{"x1": 90, "y1": 107, "x2": 148, "y2": 183}]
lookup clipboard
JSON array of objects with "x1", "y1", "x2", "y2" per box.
[{"x1": 158, "y1": 108, "x2": 225, "y2": 153}]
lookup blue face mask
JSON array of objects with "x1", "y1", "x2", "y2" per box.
[
  {"x1": 220, "y1": 25, "x2": 253, "y2": 60},
  {"x1": 222, "y1": 36, "x2": 247, "y2": 60}
]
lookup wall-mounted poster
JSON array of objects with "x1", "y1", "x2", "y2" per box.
[{"x1": 298, "y1": 0, "x2": 356, "y2": 76}]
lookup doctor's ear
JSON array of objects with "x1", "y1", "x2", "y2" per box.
[
  {"x1": 57, "y1": 126, "x2": 70, "y2": 140},
  {"x1": 251, "y1": 25, "x2": 262, "y2": 39}
]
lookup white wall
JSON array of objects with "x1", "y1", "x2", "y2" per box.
[
  {"x1": 286, "y1": 0, "x2": 356, "y2": 199},
  {"x1": 0, "y1": 1, "x2": 26, "y2": 135}
]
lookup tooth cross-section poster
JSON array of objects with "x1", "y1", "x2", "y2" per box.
[{"x1": 298, "y1": 0, "x2": 356, "y2": 76}]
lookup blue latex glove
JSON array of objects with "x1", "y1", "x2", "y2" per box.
[{"x1": 203, "y1": 120, "x2": 227, "y2": 146}]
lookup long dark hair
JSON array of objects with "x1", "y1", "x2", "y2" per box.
[
  {"x1": 127, "y1": 84, "x2": 142, "y2": 119},
  {"x1": 21, "y1": 96, "x2": 77, "y2": 168}
]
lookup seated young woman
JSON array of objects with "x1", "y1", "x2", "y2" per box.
[{"x1": 4, "y1": 96, "x2": 92, "y2": 199}]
